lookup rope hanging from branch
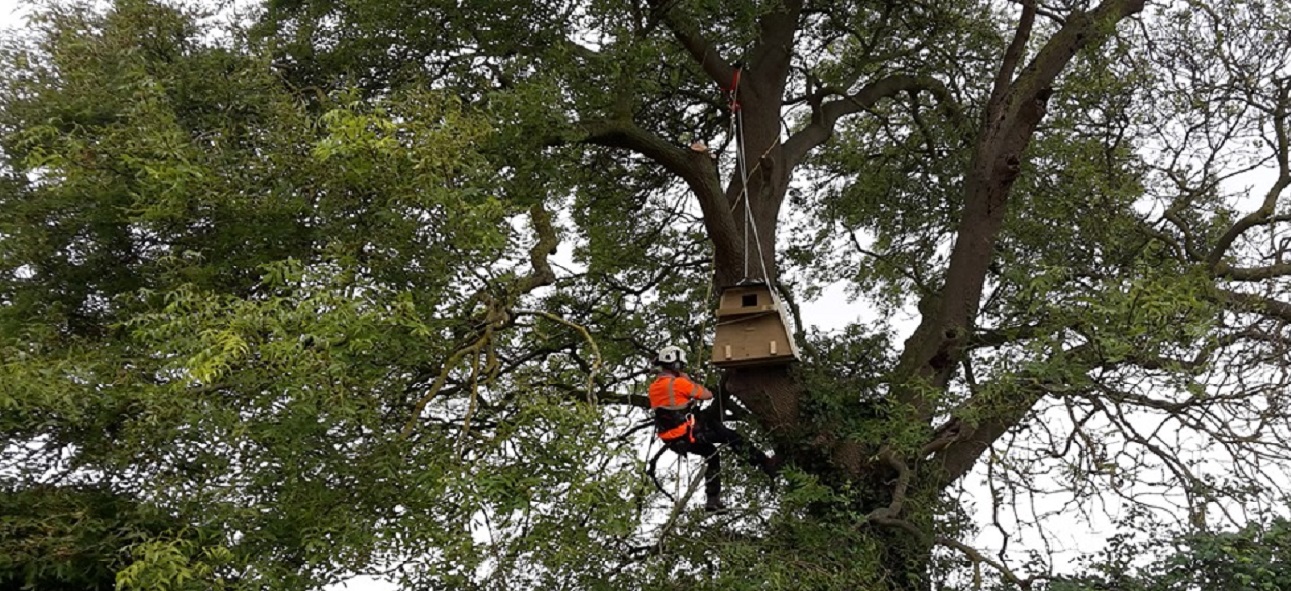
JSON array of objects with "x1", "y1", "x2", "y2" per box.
[{"x1": 725, "y1": 67, "x2": 772, "y2": 285}]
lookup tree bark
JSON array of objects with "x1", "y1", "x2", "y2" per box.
[
  {"x1": 905, "y1": 0, "x2": 1147, "y2": 485},
  {"x1": 590, "y1": 0, "x2": 1147, "y2": 584}
]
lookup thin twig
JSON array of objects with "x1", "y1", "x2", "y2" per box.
[{"x1": 515, "y1": 309, "x2": 603, "y2": 403}]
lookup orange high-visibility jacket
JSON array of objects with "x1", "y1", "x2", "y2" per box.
[
  {"x1": 649, "y1": 372, "x2": 711, "y2": 442},
  {"x1": 648, "y1": 372, "x2": 711, "y2": 410}
]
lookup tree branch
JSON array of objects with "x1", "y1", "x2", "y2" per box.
[
  {"x1": 1214, "y1": 288, "x2": 1291, "y2": 324},
  {"x1": 989, "y1": 0, "x2": 1037, "y2": 111},
  {"x1": 894, "y1": 0, "x2": 1147, "y2": 417},
  {"x1": 516, "y1": 202, "x2": 560, "y2": 293},
  {"x1": 864, "y1": 448, "x2": 912, "y2": 522},
  {"x1": 1216, "y1": 260, "x2": 1291, "y2": 281},
  {"x1": 514, "y1": 309, "x2": 603, "y2": 403},
  {"x1": 403, "y1": 204, "x2": 562, "y2": 436},
  {"x1": 576, "y1": 118, "x2": 741, "y2": 270},
  {"x1": 644, "y1": 0, "x2": 736, "y2": 88},
  {"x1": 1206, "y1": 80, "x2": 1291, "y2": 269},
  {"x1": 403, "y1": 329, "x2": 492, "y2": 437},
  {"x1": 999, "y1": 0, "x2": 1147, "y2": 134},
  {"x1": 936, "y1": 535, "x2": 1031, "y2": 589},
  {"x1": 782, "y1": 74, "x2": 951, "y2": 168}
]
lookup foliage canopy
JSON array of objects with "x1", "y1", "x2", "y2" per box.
[{"x1": 2, "y1": 0, "x2": 1290, "y2": 589}]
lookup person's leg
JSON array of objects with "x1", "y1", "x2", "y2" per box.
[
  {"x1": 697, "y1": 417, "x2": 774, "y2": 474},
  {"x1": 687, "y1": 441, "x2": 725, "y2": 511}
]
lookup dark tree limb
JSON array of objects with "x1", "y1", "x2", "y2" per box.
[
  {"x1": 988, "y1": 0, "x2": 1037, "y2": 112},
  {"x1": 782, "y1": 74, "x2": 953, "y2": 168},
  {"x1": 1214, "y1": 288, "x2": 1291, "y2": 324},
  {"x1": 577, "y1": 118, "x2": 742, "y2": 272},
  {"x1": 1216, "y1": 259, "x2": 1291, "y2": 281},
  {"x1": 644, "y1": 0, "x2": 737, "y2": 88},
  {"x1": 896, "y1": 0, "x2": 1147, "y2": 420}
]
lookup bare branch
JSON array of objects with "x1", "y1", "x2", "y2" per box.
[
  {"x1": 936, "y1": 535, "x2": 1031, "y2": 589},
  {"x1": 1207, "y1": 80, "x2": 1291, "y2": 269}
]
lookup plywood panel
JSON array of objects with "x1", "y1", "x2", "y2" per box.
[{"x1": 709, "y1": 283, "x2": 800, "y2": 368}]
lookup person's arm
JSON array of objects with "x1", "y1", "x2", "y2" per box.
[{"x1": 684, "y1": 376, "x2": 713, "y2": 401}]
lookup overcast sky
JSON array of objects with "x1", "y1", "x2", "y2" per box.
[{"x1": 0, "y1": 0, "x2": 23, "y2": 25}]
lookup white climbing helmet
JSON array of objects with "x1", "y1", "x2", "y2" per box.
[{"x1": 656, "y1": 345, "x2": 687, "y2": 366}]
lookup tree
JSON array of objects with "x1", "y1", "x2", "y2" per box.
[
  {"x1": 2, "y1": 0, "x2": 1290, "y2": 589},
  {"x1": 1053, "y1": 517, "x2": 1291, "y2": 591},
  {"x1": 0, "y1": 484, "x2": 210, "y2": 591}
]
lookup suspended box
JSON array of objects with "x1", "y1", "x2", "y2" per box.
[{"x1": 709, "y1": 282, "x2": 801, "y2": 368}]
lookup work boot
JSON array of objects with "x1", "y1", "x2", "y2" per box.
[{"x1": 704, "y1": 497, "x2": 730, "y2": 514}]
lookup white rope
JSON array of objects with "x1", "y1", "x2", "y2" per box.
[
  {"x1": 731, "y1": 88, "x2": 772, "y2": 285},
  {"x1": 731, "y1": 109, "x2": 751, "y2": 281}
]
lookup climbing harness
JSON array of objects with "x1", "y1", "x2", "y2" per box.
[{"x1": 657, "y1": 412, "x2": 696, "y2": 443}]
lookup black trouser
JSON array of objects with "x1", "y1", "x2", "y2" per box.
[{"x1": 662, "y1": 413, "x2": 769, "y2": 502}]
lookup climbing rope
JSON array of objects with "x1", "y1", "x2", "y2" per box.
[
  {"x1": 646, "y1": 66, "x2": 789, "y2": 512},
  {"x1": 687, "y1": 269, "x2": 727, "y2": 426},
  {"x1": 724, "y1": 67, "x2": 773, "y2": 286}
]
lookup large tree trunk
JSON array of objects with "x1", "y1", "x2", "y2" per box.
[{"x1": 598, "y1": 0, "x2": 1146, "y2": 587}]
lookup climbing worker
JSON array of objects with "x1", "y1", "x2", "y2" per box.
[{"x1": 649, "y1": 344, "x2": 781, "y2": 513}]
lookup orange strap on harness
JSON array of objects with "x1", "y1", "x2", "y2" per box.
[{"x1": 658, "y1": 414, "x2": 696, "y2": 444}]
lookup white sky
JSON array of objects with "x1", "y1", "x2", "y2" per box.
[{"x1": 0, "y1": 0, "x2": 24, "y2": 26}]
